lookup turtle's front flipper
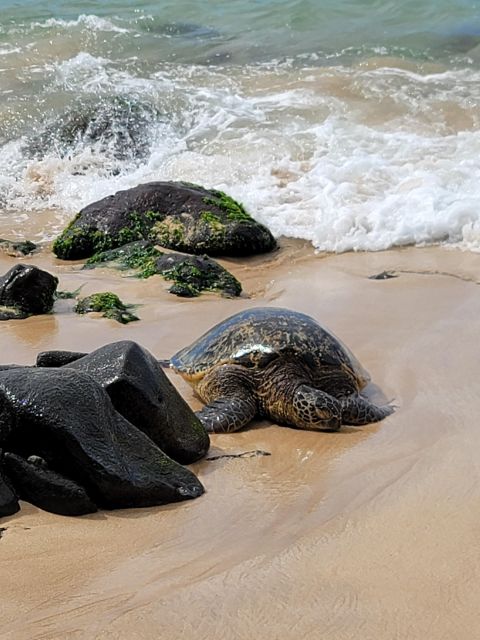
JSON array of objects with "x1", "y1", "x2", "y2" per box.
[
  {"x1": 195, "y1": 364, "x2": 257, "y2": 433},
  {"x1": 341, "y1": 394, "x2": 394, "y2": 425},
  {"x1": 197, "y1": 396, "x2": 257, "y2": 433}
]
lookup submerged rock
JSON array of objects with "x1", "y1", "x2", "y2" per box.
[
  {"x1": 0, "y1": 239, "x2": 37, "y2": 257},
  {"x1": 53, "y1": 181, "x2": 276, "y2": 260},
  {"x1": 0, "y1": 367, "x2": 204, "y2": 514},
  {"x1": 25, "y1": 96, "x2": 162, "y2": 164},
  {"x1": 141, "y1": 20, "x2": 221, "y2": 39},
  {"x1": 0, "y1": 264, "x2": 58, "y2": 320},
  {"x1": 368, "y1": 271, "x2": 398, "y2": 280},
  {"x1": 74, "y1": 292, "x2": 139, "y2": 324},
  {"x1": 85, "y1": 240, "x2": 242, "y2": 297}
]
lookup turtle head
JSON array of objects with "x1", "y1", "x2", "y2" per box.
[{"x1": 291, "y1": 384, "x2": 342, "y2": 431}]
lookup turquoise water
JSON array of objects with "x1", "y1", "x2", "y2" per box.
[
  {"x1": 2, "y1": 0, "x2": 480, "y2": 65},
  {"x1": 1, "y1": 1, "x2": 480, "y2": 251}
]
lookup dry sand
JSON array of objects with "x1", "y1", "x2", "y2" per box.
[{"x1": 1, "y1": 241, "x2": 480, "y2": 639}]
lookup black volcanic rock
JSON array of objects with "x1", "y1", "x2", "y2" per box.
[
  {"x1": 0, "y1": 367, "x2": 204, "y2": 511},
  {"x1": 2, "y1": 452, "x2": 97, "y2": 516},
  {"x1": 53, "y1": 181, "x2": 276, "y2": 259},
  {"x1": 0, "y1": 468, "x2": 19, "y2": 518},
  {"x1": 0, "y1": 264, "x2": 58, "y2": 320},
  {"x1": 64, "y1": 341, "x2": 210, "y2": 464},
  {"x1": 36, "y1": 350, "x2": 87, "y2": 368}
]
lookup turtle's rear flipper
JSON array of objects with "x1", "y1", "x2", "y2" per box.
[
  {"x1": 2, "y1": 452, "x2": 97, "y2": 516},
  {"x1": 341, "y1": 395, "x2": 394, "y2": 425}
]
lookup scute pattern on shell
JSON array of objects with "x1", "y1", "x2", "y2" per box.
[{"x1": 171, "y1": 307, "x2": 369, "y2": 386}]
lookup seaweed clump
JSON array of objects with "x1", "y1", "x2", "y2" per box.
[{"x1": 74, "y1": 292, "x2": 139, "y2": 324}]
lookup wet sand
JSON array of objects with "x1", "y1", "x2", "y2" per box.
[{"x1": 1, "y1": 242, "x2": 480, "y2": 639}]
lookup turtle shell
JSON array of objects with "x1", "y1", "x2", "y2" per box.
[{"x1": 171, "y1": 307, "x2": 370, "y2": 387}]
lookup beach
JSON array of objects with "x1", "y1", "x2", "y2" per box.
[
  {"x1": 1, "y1": 242, "x2": 480, "y2": 639},
  {"x1": 1, "y1": 0, "x2": 480, "y2": 636}
]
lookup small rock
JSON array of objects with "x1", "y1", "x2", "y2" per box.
[
  {"x1": 0, "y1": 264, "x2": 58, "y2": 320},
  {"x1": 368, "y1": 270, "x2": 398, "y2": 280}
]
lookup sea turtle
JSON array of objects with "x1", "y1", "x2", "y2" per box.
[{"x1": 170, "y1": 307, "x2": 393, "y2": 433}]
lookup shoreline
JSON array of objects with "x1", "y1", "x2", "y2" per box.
[{"x1": 1, "y1": 242, "x2": 480, "y2": 639}]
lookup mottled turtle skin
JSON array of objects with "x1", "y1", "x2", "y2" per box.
[{"x1": 170, "y1": 307, "x2": 393, "y2": 433}]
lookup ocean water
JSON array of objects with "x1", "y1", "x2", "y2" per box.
[{"x1": 1, "y1": 0, "x2": 480, "y2": 251}]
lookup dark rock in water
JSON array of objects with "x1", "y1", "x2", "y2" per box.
[
  {"x1": 368, "y1": 271, "x2": 398, "y2": 280},
  {"x1": 142, "y1": 20, "x2": 221, "y2": 39},
  {"x1": 36, "y1": 350, "x2": 87, "y2": 368},
  {"x1": 84, "y1": 240, "x2": 242, "y2": 297},
  {"x1": 74, "y1": 292, "x2": 139, "y2": 324},
  {"x1": 2, "y1": 452, "x2": 97, "y2": 517},
  {"x1": 0, "y1": 367, "x2": 204, "y2": 511},
  {"x1": 0, "y1": 468, "x2": 19, "y2": 518},
  {"x1": 53, "y1": 181, "x2": 276, "y2": 260},
  {"x1": 25, "y1": 96, "x2": 162, "y2": 164},
  {"x1": 0, "y1": 239, "x2": 37, "y2": 257},
  {"x1": 66, "y1": 341, "x2": 210, "y2": 464},
  {"x1": 0, "y1": 264, "x2": 58, "y2": 320},
  {"x1": 156, "y1": 252, "x2": 242, "y2": 298}
]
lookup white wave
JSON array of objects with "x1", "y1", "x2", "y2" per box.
[
  {"x1": 54, "y1": 52, "x2": 112, "y2": 90},
  {"x1": 2, "y1": 62, "x2": 480, "y2": 252},
  {"x1": 0, "y1": 46, "x2": 21, "y2": 56},
  {"x1": 31, "y1": 14, "x2": 130, "y2": 34}
]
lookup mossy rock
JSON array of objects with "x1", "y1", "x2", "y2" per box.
[
  {"x1": 84, "y1": 240, "x2": 161, "y2": 278},
  {"x1": 84, "y1": 241, "x2": 242, "y2": 298},
  {"x1": 156, "y1": 253, "x2": 242, "y2": 298},
  {"x1": 53, "y1": 182, "x2": 276, "y2": 260},
  {"x1": 75, "y1": 292, "x2": 139, "y2": 324}
]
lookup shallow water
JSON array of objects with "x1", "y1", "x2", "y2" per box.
[{"x1": 1, "y1": 1, "x2": 480, "y2": 251}]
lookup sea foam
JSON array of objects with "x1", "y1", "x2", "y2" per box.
[{"x1": 1, "y1": 57, "x2": 480, "y2": 252}]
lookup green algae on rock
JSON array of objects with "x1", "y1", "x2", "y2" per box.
[
  {"x1": 84, "y1": 240, "x2": 161, "y2": 278},
  {"x1": 84, "y1": 241, "x2": 242, "y2": 298},
  {"x1": 157, "y1": 253, "x2": 242, "y2": 298},
  {"x1": 53, "y1": 182, "x2": 276, "y2": 260},
  {"x1": 74, "y1": 292, "x2": 139, "y2": 324}
]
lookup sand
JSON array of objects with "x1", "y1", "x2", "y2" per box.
[{"x1": 1, "y1": 241, "x2": 480, "y2": 639}]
